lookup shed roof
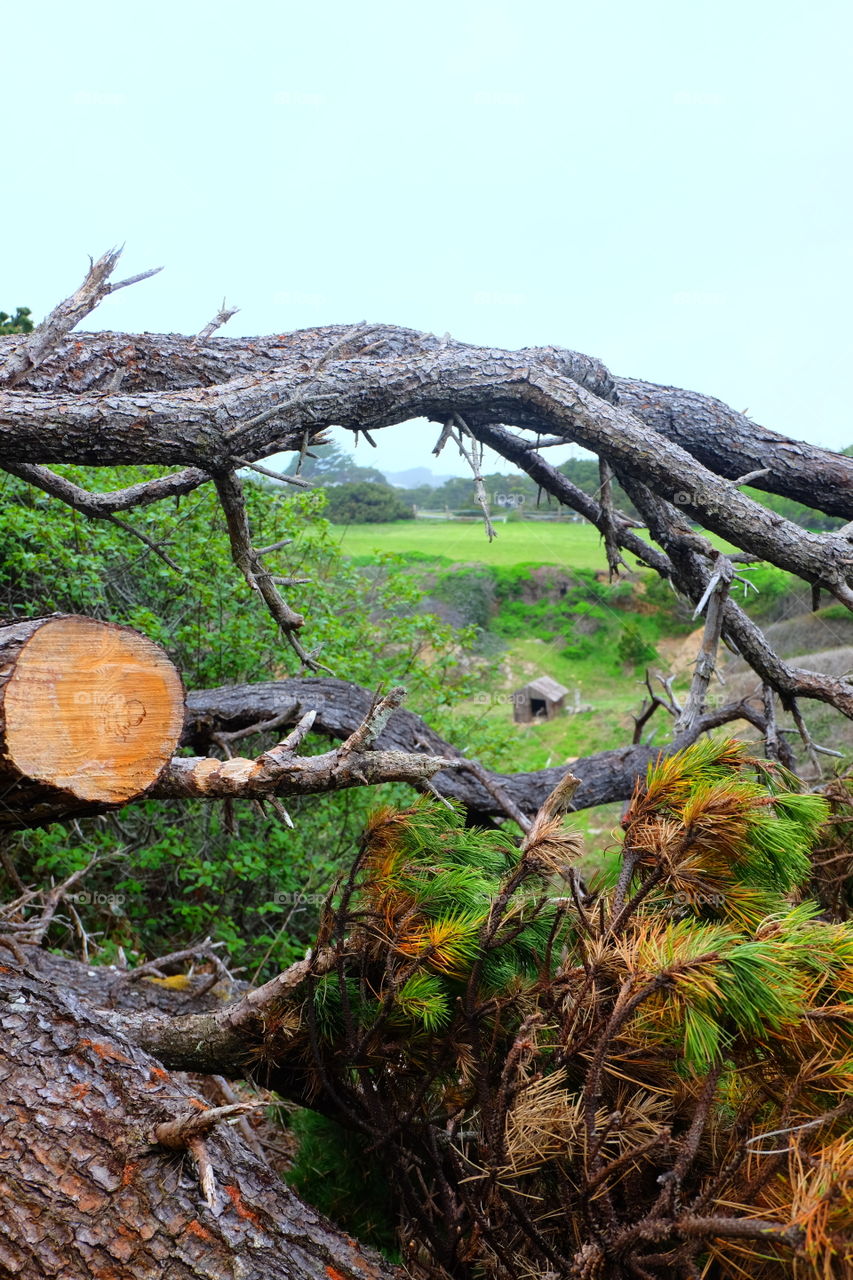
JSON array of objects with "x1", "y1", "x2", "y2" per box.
[{"x1": 521, "y1": 675, "x2": 569, "y2": 701}]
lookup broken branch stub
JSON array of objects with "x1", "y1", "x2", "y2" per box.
[{"x1": 0, "y1": 615, "x2": 184, "y2": 829}]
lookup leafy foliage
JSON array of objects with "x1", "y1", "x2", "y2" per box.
[
  {"x1": 272, "y1": 741, "x2": 852, "y2": 1278},
  {"x1": 0, "y1": 306, "x2": 33, "y2": 334},
  {"x1": 323, "y1": 480, "x2": 415, "y2": 524},
  {"x1": 285, "y1": 1109, "x2": 400, "y2": 1259},
  {"x1": 0, "y1": 468, "x2": 473, "y2": 974}
]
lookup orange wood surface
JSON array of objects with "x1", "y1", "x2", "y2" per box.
[{"x1": 3, "y1": 617, "x2": 184, "y2": 803}]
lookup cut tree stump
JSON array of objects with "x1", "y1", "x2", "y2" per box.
[{"x1": 0, "y1": 615, "x2": 184, "y2": 828}]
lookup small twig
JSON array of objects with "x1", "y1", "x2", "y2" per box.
[
  {"x1": 236, "y1": 458, "x2": 312, "y2": 488},
  {"x1": 598, "y1": 459, "x2": 627, "y2": 579},
  {"x1": 153, "y1": 1101, "x2": 269, "y2": 1207},
  {"x1": 450, "y1": 412, "x2": 497, "y2": 541},
  {"x1": 113, "y1": 937, "x2": 228, "y2": 989},
  {"x1": 675, "y1": 556, "x2": 732, "y2": 735},
  {"x1": 0, "y1": 461, "x2": 211, "y2": 516},
  {"x1": 0, "y1": 838, "x2": 26, "y2": 894},
  {"x1": 338, "y1": 686, "x2": 406, "y2": 755},
  {"x1": 787, "y1": 698, "x2": 844, "y2": 775},
  {"x1": 258, "y1": 709, "x2": 317, "y2": 766},
  {"x1": 253, "y1": 537, "x2": 294, "y2": 556},
  {"x1": 213, "y1": 706, "x2": 300, "y2": 746},
  {"x1": 733, "y1": 467, "x2": 771, "y2": 486},
  {"x1": 212, "y1": 469, "x2": 332, "y2": 672},
  {"x1": 762, "y1": 684, "x2": 782, "y2": 762},
  {"x1": 22, "y1": 853, "x2": 104, "y2": 945},
  {"x1": 268, "y1": 796, "x2": 295, "y2": 828},
  {"x1": 107, "y1": 513, "x2": 181, "y2": 571},
  {"x1": 153, "y1": 1100, "x2": 268, "y2": 1147},
  {"x1": 459, "y1": 758, "x2": 532, "y2": 832},
  {"x1": 0, "y1": 248, "x2": 161, "y2": 387},
  {"x1": 211, "y1": 1076, "x2": 267, "y2": 1162},
  {"x1": 195, "y1": 300, "x2": 239, "y2": 342},
  {"x1": 744, "y1": 1100, "x2": 853, "y2": 1156}
]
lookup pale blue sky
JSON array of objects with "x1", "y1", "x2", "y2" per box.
[{"x1": 4, "y1": 0, "x2": 851, "y2": 475}]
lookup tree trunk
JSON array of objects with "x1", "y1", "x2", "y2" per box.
[
  {"x1": 0, "y1": 616, "x2": 184, "y2": 829},
  {"x1": 0, "y1": 950, "x2": 396, "y2": 1280}
]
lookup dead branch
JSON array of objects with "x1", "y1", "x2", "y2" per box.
[
  {"x1": 2, "y1": 322, "x2": 849, "y2": 611},
  {"x1": 0, "y1": 460, "x2": 211, "y2": 513},
  {"x1": 183, "y1": 676, "x2": 772, "y2": 819},
  {"x1": 0, "y1": 248, "x2": 161, "y2": 388},
  {"x1": 674, "y1": 554, "x2": 732, "y2": 735},
  {"x1": 194, "y1": 300, "x2": 240, "y2": 342},
  {"x1": 4, "y1": 320, "x2": 847, "y2": 516}
]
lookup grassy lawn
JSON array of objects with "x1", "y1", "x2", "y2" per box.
[{"x1": 335, "y1": 519, "x2": 651, "y2": 571}]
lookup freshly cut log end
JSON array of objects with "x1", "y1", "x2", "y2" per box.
[{"x1": 0, "y1": 615, "x2": 184, "y2": 828}]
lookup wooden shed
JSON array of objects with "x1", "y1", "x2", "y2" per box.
[{"x1": 512, "y1": 675, "x2": 569, "y2": 724}]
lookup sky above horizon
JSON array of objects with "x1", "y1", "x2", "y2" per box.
[{"x1": 4, "y1": 1, "x2": 852, "y2": 477}]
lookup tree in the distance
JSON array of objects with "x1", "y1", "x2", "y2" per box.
[
  {"x1": 323, "y1": 479, "x2": 415, "y2": 523},
  {"x1": 0, "y1": 305, "x2": 33, "y2": 334}
]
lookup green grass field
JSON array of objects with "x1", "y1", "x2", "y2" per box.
[{"x1": 335, "y1": 519, "x2": 649, "y2": 571}]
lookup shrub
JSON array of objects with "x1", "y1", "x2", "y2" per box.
[
  {"x1": 278, "y1": 742, "x2": 853, "y2": 1279},
  {"x1": 323, "y1": 481, "x2": 414, "y2": 523}
]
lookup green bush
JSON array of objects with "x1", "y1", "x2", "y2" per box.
[
  {"x1": 0, "y1": 469, "x2": 472, "y2": 973},
  {"x1": 617, "y1": 621, "x2": 658, "y2": 669},
  {"x1": 323, "y1": 481, "x2": 414, "y2": 524},
  {"x1": 285, "y1": 1110, "x2": 399, "y2": 1259}
]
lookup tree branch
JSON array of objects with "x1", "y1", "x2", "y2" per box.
[{"x1": 0, "y1": 249, "x2": 161, "y2": 388}]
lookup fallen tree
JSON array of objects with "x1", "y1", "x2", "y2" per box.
[
  {"x1": 4, "y1": 746, "x2": 852, "y2": 1279},
  {"x1": 1, "y1": 251, "x2": 853, "y2": 1279}
]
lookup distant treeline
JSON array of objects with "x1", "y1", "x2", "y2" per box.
[{"x1": 285, "y1": 442, "x2": 847, "y2": 531}]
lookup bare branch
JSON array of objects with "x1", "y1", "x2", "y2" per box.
[
  {"x1": 195, "y1": 301, "x2": 239, "y2": 342},
  {"x1": 674, "y1": 555, "x2": 732, "y2": 735},
  {"x1": 0, "y1": 460, "x2": 211, "y2": 514},
  {"x1": 450, "y1": 412, "x2": 497, "y2": 541},
  {"x1": 236, "y1": 458, "x2": 312, "y2": 487},
  {"x1": 212, "y1": 469, "x2": 327, "y2": 671},
  {"x1": 337, "y1": 686, "x2": 407, "y2": 755},
  {"x1": 157, "y1": 687, "x2": 459, "y2": 802},
  {"x1": 598, "y1": 458, "x2": 627, "y2": 578},
  {"x1": 0, "y1": 248, "x2": 161, "y2": 387},
  {"x1": 184, "y1": 677, "x2": 773, "y2": 819}
]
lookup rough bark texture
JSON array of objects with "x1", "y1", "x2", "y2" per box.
[
  {"x1": 2, "y1": 325, "x2": 850, "y2": 515},
  {"x1": 3, "y1": 256, "x2": 852, "y2": 1280},
  {"x1": 2, "y1": 331, "x2": 850, "y2": 631},
  {"x1": 0, "y1": 616, "x2": 184, "y2": 829},
  {"x1": 182, "y1": 677, "x2": 761, "y2": 817},
  {"x1": 0, "y1": 948, "x2": 396, "y2": 1280}
]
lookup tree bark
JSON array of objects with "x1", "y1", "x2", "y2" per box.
[
  {"x1": 1, "y1": 334, "x2": 849, "y2": 613},
  {"x1": 181, "y1": 677, "x2": 765, "y2": 817},
  {"x1": 0, "y1": 616, "x2": 184, "y2": 829},
  {"x1": 2, "y1": 324, "x2": 849, "y2": 515},
  {"x1": 0, "y1": 949, "x2": 396, "y2": 1280}
]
